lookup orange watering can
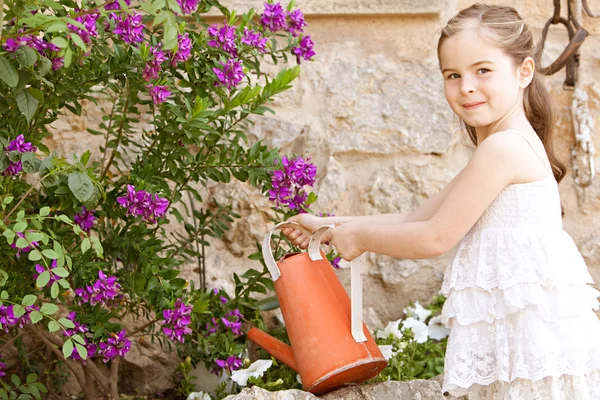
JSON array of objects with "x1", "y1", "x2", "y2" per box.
[{"x1": 247, "y1": 222, "x2": 387, "y2": 395}]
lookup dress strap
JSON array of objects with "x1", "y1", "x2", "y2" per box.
[{"x1": 505, "y1": 129, "x2": 552, "y2": 174}]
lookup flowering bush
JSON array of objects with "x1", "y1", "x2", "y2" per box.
[{"x1": 0, "y1": 0, "x2": 320, "y2": 398}]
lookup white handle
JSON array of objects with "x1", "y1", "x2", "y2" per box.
[{"x1": 262, "y1": 223, "x2": 367, "y2": 343}]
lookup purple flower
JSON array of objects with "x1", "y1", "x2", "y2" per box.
[
  {"x1": 176, "y1": 0, "x2": 201, "y2": 14},
  {"x1": 212, "y1": 288, "x2": 228, "y2": 304},
  {"x1": 3, "y1": 135, "x2": 37, "y2": 177},
  {"x1": 74, "y1": 206, "x2": 96, "y2": 232},
  {"x1": 331, "y1": 256, "x2": 341, "y2": 269},
  {"x1": 2, "y1": 37, "x2": 24, "y2": 52},
  {"x1": 74, "y1": 270, "x2": 121, "y2": 306},
  {"x1": 214, "y1": 355, "x2": 243, "y2": 374},
  {"x1": 104, "y1": 0, "x2": 131, "y2": 11},
  {"x1": 170, "y1": 33, "x2": 192, "y2": 65},
  {"x1": 205, "y1": 317, "x2": 219, "y2": 335},
  {"x1": 10, "y1": 231, "x2": 39, "y2": 257},
  {"x1": 212, "y1": 59, "x2": 244, "y2": 90},
  {"x1": 146, "y1": 84, "x2": 171, "y2": 105},
  {"x1": 51, "y1": 57, "x2": 64, "y2": 70},
  {"x1": 0, "y1": 305, "x2": 18, "y2": 333},
  {"x1": 221, "y1": 308, "x2": 243, "y2": 336},
  {"x1": 241, "y1": 28, "x2": 267, "y2": 52},
  {"x1": 162, "y1": 299, "x2": 193, "y2": 343},
  {"x1": 117, "y1": 185, "x2": 170, "y2": 223},
  {"x1": 6, "y1": 134, "x2": 37, "y2": 153},
  {"x1": 287, "y1": 9, "x2": 307, "y2": 37},
  {"x1": 62, "y1": 312, "x2": 97, "y2": 363},
  {"x1": 68, "y1": 10, "x2": 100, "y2": 44},
  {"x1": 111, "y1": 12, "x2": 144, "y2": 44},
  {"x1": 261, "y1": 2, "x2": 287, "y2": 32},
  {"x1": 33, "y1": 259, "x2": 60, "y2": 285},
  {"x1": 98, "y1": 329, "x2": 131, "y2": 363},
  {"x1": 0, "y1": 357, "x2": 5, "y2": 378},
  {"x1": 207, "y1": 23, "x2": 238, "y2": 57},
  {"x1": 268, "y1": 155, "x2": 317, "y2": 210},
  {"x1": 142, "y1": 45, "x2": 167, "y2": 81},
  {"x1": 292, "y1": 35, "x2": 315, "y2": 64}
]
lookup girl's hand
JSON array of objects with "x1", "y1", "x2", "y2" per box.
[
  {"x1": 281, "y1": 214, "x2": 326, "y2": 249},
  {"x1": 321, "y1": 223, "x2": 364, "y2": 261}
]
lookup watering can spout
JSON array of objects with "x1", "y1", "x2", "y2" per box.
[{"x1": 247, "y1": 327, "x2": 298, "y2": 372}]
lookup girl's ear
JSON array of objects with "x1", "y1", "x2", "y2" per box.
[{"x1": 519, "y1": 56, "x2": 535, "y2": 88}]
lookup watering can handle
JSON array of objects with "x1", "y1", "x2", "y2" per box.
[{"x1": 262, "y1": 222, "x2": 368, "y2": 343}]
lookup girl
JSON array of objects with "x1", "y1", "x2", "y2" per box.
[{"x1": 282, "y1": 4, "x2": 600, "y2": 399}]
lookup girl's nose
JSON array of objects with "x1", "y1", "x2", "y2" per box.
[{"x1": 460, "y1": 78, "x2": 476, "y2": 95}]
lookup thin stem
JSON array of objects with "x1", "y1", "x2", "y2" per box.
[
  {"x1": 109, "y1": 357, "x2": 120, "y2": 400},
  {"x1": 130, "y1": 317, "x2": 160, "y2": 335},
  {"x1": 101, "y1": 82, "x2": 130, "y2": 180},
  {"x1": 0, "y1": 0, "x2": 5, "y2": 42},
  {"x1": 100, "y1": 93, "x2": 120, "y2": 174},
  {"x1": 0, "y1": 331, "x2": 24, "y2": 354}
]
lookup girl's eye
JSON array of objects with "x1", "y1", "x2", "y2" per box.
[
  {"x1": 477, "y1": 68, "x2": 490, "y2": 74},
  {"x1": 447, "y1": 73, "x2": 460, "y2": 80}
]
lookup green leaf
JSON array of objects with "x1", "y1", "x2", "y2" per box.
[
  {"x1": 40, "y1": 303, "x2": 58, "y2": 315},
  {"x1": 45, "y1": 21, "x2": 68, "y2": 33},
  {"x1": 2, "y1": 196, "x2": 14, "y2": 205},
  {"x1": 57, "y1": 214, "x2": 72, "y2": 223},
  {"x1": 57, "y1": 279, "x2": 70, "y2": 289},
  {"x1": 13, "y1": 222, "x2": 27, "y2": 232},
  {"x1": 15, "y1": 46, "x2": 38, "y2": 68},
  {"x1": 63, "y1": 47, "x2": 73, "y2": 68},
  {"x1": 16, "y1": 237, "x2": 30, "y2": 248},
  {"x1": 68, "y1": 172, "x2": 95, "y2": 202},
  {"x1": 0, "y1": 269, "x2": 8, "y2": 286},
  {"x1": 13, "y1": 304, "x2": 26, "y2": 318},
  {"x1": 22, "y1": 152, "x2": 41, "y2": 174},
  {"x1": 12, "y1": 374, "x2": 20, "y2": 386},
  {"x1": 70, "y1": 33, "x2": 86, "y2": 51},
  {"x1": 81, "y1": 237, "x2": 91, "y2": 254},
  {"x1": 62, "y1": 338, "x2": 74, "y2": 358},
  {"x1": 39, "y1": 207, "x2": 50, "y2": 217},
  {"x1": 38, "y1": 57, "x2": 53, "y2": 77},
  {"x1": 42, "y1": 249, "x2": 58, "y2": 259},
  {"x1": 15, "y1": 89, "x2": 39, "y2": 123},
  {"x1": 0, "y1": 153, "x2": 9, "y2": 173},
  {"x1": 29, "y1": 311, "x2": 43, "y2": 324},
  {"x1": 58, "y1": 317, "x2": 74, "y2": 329},
  {"x1": 0, "y1": 291, "x2": 8, "y2": 300},
  {"x1": 163, "y1": 13, "x2": 178, "y2": 50},
  {"x1": 90, "y1": 236, "x2": 103, "y2": 258},
  {"x1": 48, "y1": 320, "x2": 60, "y2": 332},
  {"x1": 26, "y1": 373, "x2": 38, "y2": 384},
  {"x1": 50, "y1": 37, "x2": 68, "y2": 49},
  {"x1": 50, "y1": 281, "x2": 59, "y2": 298},
  {"x1": 36, "y1": 271, "x2": 50, "y2": 288},
  {"x1": 0, "y1": 56, "x2": 19, "y2": 88},
  {"x1": 74, "y1": 342, "x2": 87, "y2": 360},
  {"x1": 28, "y1": 250, "x2": 42, "y2": 261},
  {"x1": 52, "y1": 267, "x2": 69, "y2": 277},
  {"x1": 22, "y1": 294, "x2": 37, "y2": 307}
]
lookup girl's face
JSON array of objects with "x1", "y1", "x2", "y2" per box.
[{"x1": 439, "y1": 29, "x2": 522, "y2": 130}]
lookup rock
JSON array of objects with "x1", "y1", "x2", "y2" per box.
[
  {"x1": 224, "y1": 379, "x2": 446, "y2": 399},
  {"x1": 223, "y1": 386, "x2": 319, "y2": 400}
]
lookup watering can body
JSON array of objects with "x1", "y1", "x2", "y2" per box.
[{"x1": 247, "y1": 222, "x2": 387, "y2": 395}]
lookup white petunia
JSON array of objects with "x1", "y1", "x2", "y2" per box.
[
  {"x1": 378, "y1": 345, "x2": 394, "y2": 360},
  {"x1": 187, "y1": 392, "x2": 211, "y2": 400},
  {"x1": 401, "y1": 317, "x2": 429, "y2": 343},
  {"x1": 375, "y1": 320, "x2": 403, "y2": 340},
  {"x1": 230, "y1": 359, "x2": 273, "y2": 387},
  {"x1": 403, "y1": 301, "x2": 432, "y2": 322},
  {"x1": 427, "y1": 315, "x2": 450, "y2": 340}
]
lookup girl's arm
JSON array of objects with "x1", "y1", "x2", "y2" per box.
[{"x1": 353, "y1": 133, "x2": 519, "y2": 259}]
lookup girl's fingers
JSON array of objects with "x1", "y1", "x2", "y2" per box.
[{"x1": 300, "y1": 239, "x2": 310, "y2": 249}]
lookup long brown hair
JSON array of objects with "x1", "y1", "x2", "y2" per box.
[{"x1": 437, "y1": 4, "x2": 567, "y2": 184}]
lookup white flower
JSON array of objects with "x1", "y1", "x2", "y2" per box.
[
  {"x1": 401, "y1": 317, "x2": 429, "y2": 343},
  {"x1": 187, "y1": 392, "x2": 211, "y2": 400},
  {"x1": 427, "y1": 315, "x2": 450, "y2": 340},
  {"x1": 230, "y1": 359, "x2": 273, "y2": 387},
  {"x1": 378, "y1": 345, "x2": 394, "y2": 360},
  {"x1": 375, "y1": 320, "x2": 403, "y2": 340},
  {"x1": 403, "y1": 301, "x2": 432, "y2": 322}
]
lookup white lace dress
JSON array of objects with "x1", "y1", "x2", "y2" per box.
[{"x1": 440, "y1": 131, "x2": 600, "y2": 399}]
